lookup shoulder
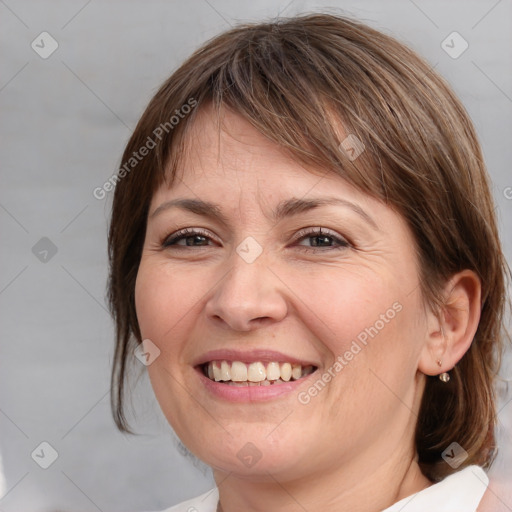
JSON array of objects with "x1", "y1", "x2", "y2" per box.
[
  {"x1": 477, "y1": 479, "x2": 512, "y2": 512},
  {"x1": 148, "y1": 488, "x2": 219, "y2": 512}
]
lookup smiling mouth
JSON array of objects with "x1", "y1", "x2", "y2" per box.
[{"x1": 201, "y1": 360, "x2": 317, "y2": 386}]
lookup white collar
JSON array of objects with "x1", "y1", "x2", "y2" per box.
[
  {"x1": 178, "y1": 465, "x2": 488, "y2": 512},
  {"x1": 382, "y1": 465, "x2": 489, "y2": 512}
]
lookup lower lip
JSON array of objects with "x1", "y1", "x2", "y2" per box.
[{"x1": 195, "y1": 367, "x2": 318, "y2": 402}]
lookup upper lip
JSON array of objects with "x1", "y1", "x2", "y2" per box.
[{"x1": 192, "y1": 349, "x2": 319, "y2": 367}]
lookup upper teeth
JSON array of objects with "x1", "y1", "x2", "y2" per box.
[{"x1": 205, "y1": 360, "x2": 314, "y2": 382}]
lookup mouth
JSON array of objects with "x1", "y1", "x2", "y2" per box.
[{"x1": 199, "y1": 360, "x2": 317, "y2": 386}]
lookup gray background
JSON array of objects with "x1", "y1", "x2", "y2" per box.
[{"x1": 0, "y1": 0, "x2": 511, "y2": 511}]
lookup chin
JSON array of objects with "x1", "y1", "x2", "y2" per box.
[{"x1": 187, "y1": 429, "x2": 310, "y2": 479}]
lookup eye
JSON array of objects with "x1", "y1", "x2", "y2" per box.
[
  {"x1": 161, "y1": 226, "x2": 351, "y2": 252},
  {"x1": 162, "y1": 228, "x2": 217, "y2": 248},
  {"x1": 293, "y1": 227, "x2": 351, "y2": 252}
]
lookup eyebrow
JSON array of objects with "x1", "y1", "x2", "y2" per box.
[{"x1": 150, "y1": 196, "x2": 379, "y2": 230}]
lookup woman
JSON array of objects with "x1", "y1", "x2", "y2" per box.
[{"x1": 107, "y1": 13, "x2": 510, "y2": 512}]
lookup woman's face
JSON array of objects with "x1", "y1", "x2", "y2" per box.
[{"x1": 135, "y1": 105, "x2": 430, "y2": 481}]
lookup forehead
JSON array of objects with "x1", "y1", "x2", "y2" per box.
[
  {"x1": 150, "y1": 105, "x2": 393, "y2": 236},
  {"x1": 166, "y1": 104, "x2": 349, "y2": 191}
]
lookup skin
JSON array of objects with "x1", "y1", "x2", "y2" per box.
[
  {"x1": 135, "y1": 104, "x2": 482, "y2": 512},
  {"x1": 479, "y1": 482, "x2": 512, "y2": 512}
]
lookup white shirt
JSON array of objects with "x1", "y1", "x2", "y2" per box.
[{"x1": 152, "y1": 465, "x2": 489, "y2": 512}]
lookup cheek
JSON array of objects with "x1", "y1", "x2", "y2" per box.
[
  {"x1": 134, "y1": 261, "x2": 207, "y2": 431},
  {"x1": 317, "y1": 267, "x2": 423, "y2": 366},
  {"x1": 288, "y1": 267, "x2": 399, "y2": 359},
  {"x1": 134, "y1": 261, "x2": 206, "y2": 359},
  {"x1": 294, "y1": 268, "x2": 421, "y2": 402}
]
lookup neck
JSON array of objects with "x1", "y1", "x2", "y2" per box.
[
  {"x1": 213, "y1": 372, "x2": 431, "y2": 511},
  {"x1": 214, "y1": 448, "x2": 432, "y2": 512}
]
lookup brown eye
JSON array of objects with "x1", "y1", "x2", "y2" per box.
[
  {"x1": 162, "y1": 228, "x2": 215, "y2": 248},
  {"x1": 294, "y1": 227, "x2": 350, "y2": 252}
]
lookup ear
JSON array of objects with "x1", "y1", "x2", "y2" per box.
[{"x1": 418, "y1": 270, "x2": 482, "y2": 376}]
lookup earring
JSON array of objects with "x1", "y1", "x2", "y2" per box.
[
  {"x1": 436, "y1": 359, "x2": 450, "y2": 382},
  {"x1": 439, "y1": 372, "x2": 450, "y2": 382}
]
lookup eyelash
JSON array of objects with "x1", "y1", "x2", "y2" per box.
[{"x1": 161, "y1": 227, "x2": 351, "y2": 253}]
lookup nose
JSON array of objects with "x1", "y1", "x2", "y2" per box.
[{"x1": 204, "y1": 251, "x2": 288, "y2": 332}]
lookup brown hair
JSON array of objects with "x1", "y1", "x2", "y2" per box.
[{"x1": 107, "y1": 12, "x2": 510, "y2": 481}]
